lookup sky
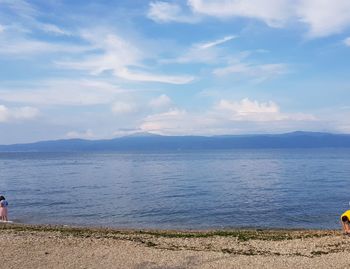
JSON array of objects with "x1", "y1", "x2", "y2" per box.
[{"x1": 1, "y1": 0, "x2": 350, "y2": 144}]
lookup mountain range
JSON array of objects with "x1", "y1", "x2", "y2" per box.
[{"x1": 1, "y1": 131, "x2": 350, "y2": 152}]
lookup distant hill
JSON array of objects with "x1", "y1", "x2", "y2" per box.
[{"x1": 0, "y1": 131, "x2": 350, "y2": 152}]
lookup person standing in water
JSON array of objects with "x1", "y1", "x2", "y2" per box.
[{"x1": 0, "y1": 196, "x2": 9, "y2": 222}]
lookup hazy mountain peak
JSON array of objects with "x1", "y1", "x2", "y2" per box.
[{"x1": 123, "y1": 132, "x2": 162, "y2": 138}]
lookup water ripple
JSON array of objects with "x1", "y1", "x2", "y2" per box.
[{"x1": 1, "y1": 148, "x2": 349, "y2": 229}]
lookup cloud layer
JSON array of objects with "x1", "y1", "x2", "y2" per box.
[
  {"x1": 140, "y1": 98, "x2": 316, "y2": 135},
  {"x1": 149, "y1": 0, "x2": 350, "y2": 37},
  {"x1": 0, "y1": 105, "x2": 39, "y2": 122},
  {"x1": 0, "y1": 0, "x2": 349, "y2": 143},
  {"x1": 57, "y1": 32, "x2": 195, "y2": 84}
]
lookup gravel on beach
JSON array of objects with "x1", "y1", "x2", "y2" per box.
[{"x1": 1, "y1": 224, "x2": 350, "y2": 269}]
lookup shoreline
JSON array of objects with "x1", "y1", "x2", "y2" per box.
[
  {"x1": 0, "y1": 222, "x2": 342, "y2": 238},
  {"x1": 1, "y1": 223, "x2": 350, "y2": 268}
]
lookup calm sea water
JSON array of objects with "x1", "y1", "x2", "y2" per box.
[{"x1": 0, "y1": 149, "x2": 349, "y2": 229}]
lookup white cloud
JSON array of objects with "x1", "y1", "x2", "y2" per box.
[
  {"x1": 214, "y1": 98, "x2": 314, "y2": 122},
  {"x1": 297, "y1": 0, "x2": 350, "y2": 37},
  {"x1": 56, "y1": 33, "x2": 142, "y2": 75},
  {"x1": 0, "y1": 2, "x2": 81, "y2": 58},
  {"x1": 0, "y1": 79, "x2": 125, "y2": 106},
  {"x1": 188, "y1": 0, "x2": 291, "y2": 27},
  {"x1": 58, "y1": 32, "x2": 194, "y2": 84},
  {"x1": 0, "y1": 105, "x2": 9, "y2": 122},
  {"x1": 38, "y1": 23, "x2": 71, "y2": 36},
  {"x1": 216, "y1": 98, "x2": 279, "y2": 121},
  {"x1": 0, "y1": 24, "x2": 5, "y2": 33},
  {"x1": 0, "y1": 38, "x2": 88, "y2": 56},
  {"x1": 216, "y1": 98, "x2": 316, "y2": 122},
  {"x1": 140, "y1": 111, "x2": 228, "y2": 135},
  {"x1": 140, "y1": 98, "x2": 316, "y2": 135},
  {"x1": 216, "y1": 98, "x2": 279, "y2": 114},
  {"x1": 197, "y1": 35, "x2": 236, "y2": 49},
  {"x1": 140, "y1": 108, "x2": 189, "y2": 134},
  {"x1": 344, "y1": 37, "x2": 350, "y2": 46},
  {"x1": 0, "y1": 25, "x2": 89, "y2": 56},
  {"x1": 149, "y1": 94, "x2": 172, "y2": 109},
  {"x1": 66, "y1": 129, "x2": 95, "y2": 139},
  {"x1": 161, "y1": 35, "x2": 237, "y2": 65},
  {"x1": 118, "y1": 68, "x2": 194, "y2": 84},
  {"x1": 111, "y1": 101, "x2": 137, "y2": 115},
  {"x1": 0, "y1": 0, "x2": 69, "y2": 35},
  {"x1": 0, "y1": 1, "x2": 71, "y2": 38},
  {"x1": 81, "y1": 32, "x2": 142, "y2": 72},
  {"x1": 213, "y1": 63, "x2": 288, "y2": 82},
  {"x1": 0, "y1": 0, "x2": 37, "y2": 17},
  {"x1": 147, "y1": 1, "x2": 199, "y2": 23},
  {"x1": 147, "y1": 0, "x2": 350, "y2": 38},
  {"x1": 0, "y1": 2, "x2": 194, "y2": 84},
  {"x1": 112, "y1": 128, "x2": 143, "y2": 137},
  {"x1": 161, "y1": 47, "x2": 217, "y2": 65},
  {"x1": 0, "y1": 104, "x2": 39, "y2": 122},
  {"x1": 12, "y1": 106, "x2": 39, "y2": 119}
]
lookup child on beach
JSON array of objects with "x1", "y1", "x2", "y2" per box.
[
  {"x1": 0, "y1": 196, "x2": 9, "y2": 222},
  {"x1": 341, "y1": 209, "x2": 350, "y2": 234}
]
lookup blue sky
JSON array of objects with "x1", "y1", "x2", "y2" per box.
[{"x1": 1, "y1": 0, "x2": 350, "y2": 144}]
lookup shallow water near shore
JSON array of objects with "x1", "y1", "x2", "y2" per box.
[{"x1": 0, "y1": 149, "x2": 349, "y2": 229}]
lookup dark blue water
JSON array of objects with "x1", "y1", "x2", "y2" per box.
[{"x1": 0, "y1": 149, "x2": 349, "y2": 229}]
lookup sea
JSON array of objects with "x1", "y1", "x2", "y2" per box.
[{"x1": 0, "y1": 148, "x2": 349, "y2": 229}]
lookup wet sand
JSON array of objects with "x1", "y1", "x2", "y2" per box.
[{"x1": 1, "y1": 224, "x2": 350, "y2": 269}]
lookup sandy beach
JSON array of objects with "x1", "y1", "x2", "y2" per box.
[{"x1": 1, "y1": 224, "x2": 350, "y2": 269}]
